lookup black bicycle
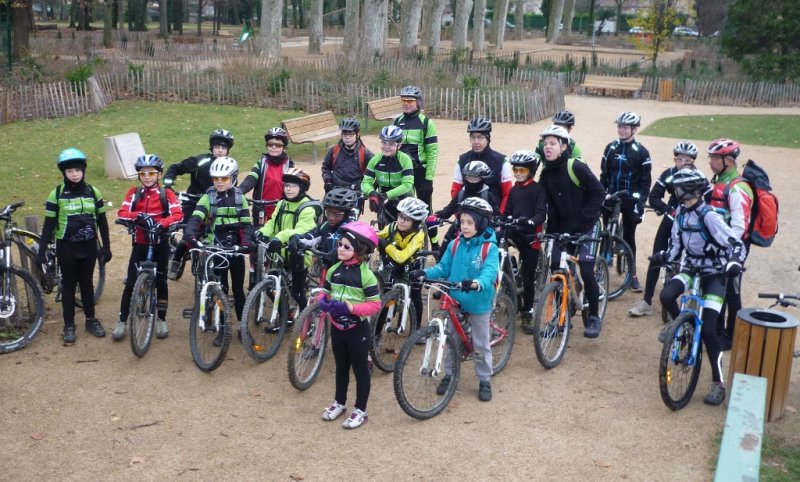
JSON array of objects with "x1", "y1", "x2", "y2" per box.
[{"x1": 598, "y1": 190, "x2": 636, "y2": 300}]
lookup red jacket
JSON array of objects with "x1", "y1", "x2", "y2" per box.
[{"x1": 118, "y1": 185, "x2": 183, "y2": 244}]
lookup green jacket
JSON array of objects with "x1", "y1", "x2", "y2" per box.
[
  {"x1": 44, "y1": 184, "x2": 106, "y2": 242},
  {"x1": 258, "y1": 195, "x2": 319, "y2": 243},
  {"x1": 360, "y1": 152, "x2": 415, "y2": 200},
  {"x1": 187, "y1": 188, "x2": 253, "y2": 246},
  {"x1": 394, "y1": 112, "x2": 439, "y2": 180}
]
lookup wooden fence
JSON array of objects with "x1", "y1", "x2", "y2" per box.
[
  {"x1": 0, "y1": 77, "x2": 107, "y2": 123},
  {"x1": 683, "y1": 79, "x2": 800, "y2": 107}
]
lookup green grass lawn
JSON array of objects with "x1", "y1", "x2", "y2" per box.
[
  {"x1": 641, "y1": 115, "x2": 800, "y2": 149},
  {"x1": 761, "y1": 433, "x2": 800, "y2": 481}
]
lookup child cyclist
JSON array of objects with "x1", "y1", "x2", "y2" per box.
[
  {"x1": 376, "y1": 197, "x2": 429, "y2": 325},
  {"x1": 412, "y1": 197, "x2": 500, "y2": 402},
  {"x1": 256, "y1": 168, "x2": 319, "y2": 313},
  {"x1": 36, "y1": 148, "x2": 113, "y2": 345},
  {"x1": 361, "y1": 125, "x2": 415, "y2": 222},
  {"x1": 183, "y1": 157, "x2": 254, "y2": 344},
  {"x1": 318, "y1": 221, "x2": 381, "y2": 429},
  {"x1": 297, "y1": 187, "x2": 360, "y2": 272},
  {"x1": 503, "y1": 150, "x2": 547, "y2": 333},
  {"x1": 651, "y1": 168, "x2": 746, "y2": 405},
  {"x1": 113, "y1": 154, "x2": 183, "y2": 341},
  {"x1": 239, "y1": 127, "x2": 295, "y2": 225},
  {"x1": 321, "y1": 118, "x2": 374, "y2": 193}
]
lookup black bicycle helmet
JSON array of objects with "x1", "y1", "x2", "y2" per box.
[
  {"x1": 467, "y1": 116, "x2": 492, "y2": 134},
  {"x1": 615, "y1": 111, "x2": 641, "y2": 127},
  {"x1": 462, "y1": 160, "x2": 492, "y2": 179},
  {"x1": 673, "y1": 141, "x2": 698, "y2": 159},
  {"x1": 323, "y1": 187, "x2": 359, "y2": 211},
  {"x1": 669, "y1": 168, "x2": 709, "y2": 202},
  {"x1": 339, "y1": 117, "x2": 360, "y2": 133},
  {"x1": 552, "y1": 110, "x2": 576, "y2": 127},
  {"x1": 509, "y1": 150, "x2": 540, "y2": 171},
  {"x1": 265, "y1": 127, "x2": 289, "y2": 146},
  {"x1": 209, "y1": 129, "x2": 234, "y2": 150},
  {"x1": 135, "y1": 154, "x2": 164, "y2": 172}
]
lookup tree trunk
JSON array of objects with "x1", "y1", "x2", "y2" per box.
[
  {"x1": 562, "y1": 0, "x2": 575, "y2": 34},
  {"x1": 514, "y1": 0, "x2": 523, "y2": 40},
  {"x1": 196, "y1": 0, "x2": 202, "y2": 35},
  {"x1": 359, "y1": 0, "x2": 387, "y2": 59},
  {"x1": 103, "y1": 1, "x2": 113, "y2": 46},
  {"x1": 343, "y1": 0, "x2": 360, "y2": 57},
  {"x1": 493, "y1": 0, "x2": 509, "y2": 49},
  {"x1": 398, "y1": 0, "x2": 421, "y2": 57},
  {"x1": 159, "y1": 0, "x2": 169, "y2": 37},
  {"x1": 472, "y1": 0, "x2": 485, "y2": 51},
  {"x1": 452, "y1": 0, "x2": 472, "y2": 50},
  {"x1": 421, "y1": 0, "x2": 444, "y2": 56},
  {"x1": 259, "y1": 0, "x2": 283, "y2": 58},
  {"x1": 11, "y1": 0, "x2": 32, "y2": 62},
  {"x1": 307, "y1": 0, "x2": 323, "y2": 54},
  {"x1": 546, "y1": 0, "x2": 565, "y2": 43}
]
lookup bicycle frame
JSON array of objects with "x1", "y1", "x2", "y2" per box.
[
  {"x1": 190, "y1": 246, "x2": 232, "y2": 331},
  {"x1": 424, "y1": 283, "x2": 474, "y2": 377},
  {"x1": 549, "y1": 250, "x2": 584, "y2": 328},
  {"x1": 256, "y1": 249, "x2": 290, "y2": 323},
  {"x1": 671, "y1": 273, "x2": 706, "y2": 368}
]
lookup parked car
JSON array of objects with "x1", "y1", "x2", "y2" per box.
[
  {"x1": 629, "y1": 26, "x2": 648, "y2": 34},
  {"x1": 673, "y1": 26, "x2": 699, "y2": 37}
]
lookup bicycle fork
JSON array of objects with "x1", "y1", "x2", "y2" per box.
[
  {"x1": 385, "y1": 284, "x2": 412, "y2": 335},
  {"x1": 257, "y1": 274, "x2": 283, "y2": 324},
  {"x1": 421, "y1": 317, "x2": 448, "y2": 377},
  {"x1": 198, "y1": 281, "x2": 224, "y2": 331}
]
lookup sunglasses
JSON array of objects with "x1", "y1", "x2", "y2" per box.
[
  {"x1": 138, "y1": 171, "x2": 159, "y2": 178},
  {"x1": 381, "y1": 140, "x2": 398, "y2": 147},
  {"x1": 401, "y1": 98, "x2": 417, "y2": 105},
  {"x1": 337, "y1": 241, "x2": 354, "y2": 251},
  {"x1": 212, "y1": 176, "x2": 232, "y2": 183},
  {"x1": 266, "y1": 142, "x2": 285, "y2": 148},
  {"x1": 512, "y1": 167, "x2": 530, "y2": 173}
]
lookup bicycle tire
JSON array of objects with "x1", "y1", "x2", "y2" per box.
[
  {"x1": 0, "y1": 266, "x2": 46, "y2": 354},
  {"x1": 659, "y1": 314, "x2": 702, "y2": 410},
  {"x1": 128, "y1": 271, "x2": 156, "y2": 358},
  {"x1": 582, "y1": 257, "x2": 610, "y2": 326},
  {"x1": 498, "y1": 270, "x2": 519, "y2": 315},
  {"x1": 532, "y1": 281, "x2": 571, "y2": 369},
  {"x1": 287, "y1": 301, "x2": 330, "y2": 391},
  {"x1": 241, "y1": 278, "x2": 288, "y2": 362},
  {"x1": 371, "y1": 288, "x2": 418, "y2": 373},
  {"x1": 489, "y1": 293, "x2": 516, "y2": 374},
  {"x1": 533, "y1": 243, "x2": 551, "y2": 302},
  {"x1": 189, "y1": 284, "x2": 232, "y2": 372},
  {"x1": 393, "y1": 325, "x2": 460, "y2": 420},
  {"x1": 601, "y1": 234, "x2": 634, "y2": 300}
]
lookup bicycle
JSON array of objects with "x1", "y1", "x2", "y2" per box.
[
  {"x1": 492, "y1": 217, "x2": 537, "y2": 315},
  {"x1": 758, "y1": 292, "x2": 800, "y2": 359},
  {"x1": 598, "y1": 190, "x2": 636, "y2": 300},
  {"x1": 116, "y1": 217, "x2": 177, "y2": 358},
  {"x1": 166, "y1": 191, "x2": 201, "y2": 281},
  {"x1": 392, "y1": 279, "x2": 516, "y2": 420},
  {"x1": 532, "y1": 233, "x2": 610, "y2": 369},
  {"x1": 0, "y1": 202, "x2": 46, "y2": 354},
  {"x1": 657, "y1": 261, "x2": 728, "y2": 410}
]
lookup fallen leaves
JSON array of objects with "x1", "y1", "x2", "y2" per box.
[
  {"x1": 129, "y1": 456, "x2": 146, "y2": 466},
  {"x1": 593, "y1": 459, "x2": 611, "y2": 468},
  {"x1": 31, "y1": 432, "x2": 46, "y2": 440}
]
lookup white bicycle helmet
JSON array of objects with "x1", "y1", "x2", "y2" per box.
[
  {"x1": 397, "y1": 197, "x2": 429, "y2": 222},
  {"x1": 380, "y1": 125, "x2": 404, "y2": 143},
  {"x1": 459, "y1": 196, "x2": 494, "y2": 219},
  {"x1": 539, "y1": 124, "x2": 571, "y2": 144},
  {"x1": 462, "y1": 160, "x2": 492, "y2": 179},
  {"x1": 209, "y1": 156, "x2": 239, "y2": 182},
  {"x1": 673, "y1": 141, "x2": 698, "y2": 159},
  {"x1": 615, "y1": 111, "x2": 641, "y2": 127}
]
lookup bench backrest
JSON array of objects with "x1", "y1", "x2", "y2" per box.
[
  {"x1": 583, "y1": 74, "x2": 644, "y2": 88},
  {"x1": 367, "y1": 96, "x2": 403, "y2": 120},
  {"x1": 281, "y1": 111, "x2": 338, "y2": 143}
]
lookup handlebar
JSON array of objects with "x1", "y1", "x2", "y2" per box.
[
  {"x1": 247, "y1": 198, "x2": 280, "y2": 207},
  {"x1": 537, "y1": 232, "x2": 601, "y2": 245},
  {"x1": 423, "y1": 278, "x2": 477, "y2": 292},
  {"x1": 0, "y1": 201, "x2": 25, "y2": 219},
  {"x1": 604, "y1": 189, "x2": 631, "y2": 202},
  {"x1": 758, "y1": 293, "x2": 799, "y2": 308}
]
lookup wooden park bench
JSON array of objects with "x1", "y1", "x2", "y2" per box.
[
  {"x1": 281, "y1": 110, "x2": 340, "y2": 163},
  {"x1": 364, "y1": 96, "x2": 403, "y2": 131},
  {"x1": 713, "y1": 373, "x2": 766, "y2": 481},
  {"x1": 580, "y1": 74, "x2": 644, "y2": 98}
]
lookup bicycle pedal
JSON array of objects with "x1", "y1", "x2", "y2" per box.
[{"x1": 182, "y1": 308, "x2": 193, "y2": 319}]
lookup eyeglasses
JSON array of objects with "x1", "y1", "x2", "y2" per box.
[
  {"x1": 397, "y1": 213, "x2": 413, "y2": 222},
  {"x1": 401, "y1": 98, "x2": 417, "y2": 105},
  {"x1": 380, "y1": 140, "x2": 398, "y2": 147},
  {"x1": 337, "y1": 241, "x2": 354, "y2": 250},
  {"x1": 325, "y1": 209, "x2": 345, "y2": 218},
  {"x1": 212, "y1": 176, "x2": 232, "y2": 183},
  {"x1": 512, "y1": 166, "x2": 530, "y2": 173},
  {"x1": 266, "y1": 142, "x2": 285, "y2": 148},
  {"x1": 469, "y1": 134, "x2": 487, "y2": 141},
  {"x1": 341, "y1": 131, "x2": 356, "y2": 137},
  {"x1": 138, "y1": 171, "x2": 158, "y2": 178}
]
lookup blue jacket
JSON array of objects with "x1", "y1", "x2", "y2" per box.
[{"x1": 424, "y1": 228, "x2": 499, "y2": 314}]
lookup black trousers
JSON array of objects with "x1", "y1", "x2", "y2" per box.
[
  {"x1": 57, "y1": 239, "x2": 97, "y2": 326},
  {"x1": 215, "y1": 254, "x2": 246, "y2": 320},
  {"x1": 643, "y1": 216, "x2": 673, "y2": 304},
  {"x1": 119, "y1": 242, "x2": 170, "y2": 322},
  {"x1": 331, "y1": 320, "x2": 371, "y2": 411}
]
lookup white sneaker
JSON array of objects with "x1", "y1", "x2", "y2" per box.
[
  {"x1": 156, "y1": 319, "x2": 169, "y2": 339},
  {"x1": 342, "y1": 408, "x2": 368, "y2": 429},
  {"x1": 628, "y1": 300, "x2": 653, "y2": 317},
  {"x1": 111, "y1": 321, "x2": 127, "y2": 341},
  {"x1": 322, "y1": 401, "x2": 346, "y2": 421}
]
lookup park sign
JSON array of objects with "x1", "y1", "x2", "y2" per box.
[{"x1": 104, "y1": 132, "x2": 145, "y2": 179}]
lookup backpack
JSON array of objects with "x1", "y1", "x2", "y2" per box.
[
  {"x1": 331, "y1": 143, "x2": 368, "y2": 173},
  {"x1": 725, "y1": 160, "x2": 779, "y2": 248},
  {"x1": 273, "y1": 198, "x2": 324, "y2": 228},
  {"x1": 566, "y1": 158, "x2": 582, "y2": 188},
  {"x1": 129, "y1": 186, "x2": 169, "y2": 217},
  {"x1": 676, "y1": 204, "x2": 724, "y2": 249}
]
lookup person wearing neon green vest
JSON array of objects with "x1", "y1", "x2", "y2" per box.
[{"x1": 393, "y1": 85, "x2": 438, "y2": 212}]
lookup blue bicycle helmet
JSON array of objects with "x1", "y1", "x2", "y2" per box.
[
  {"x1": 135, "y1": 154, "x2": 164, "y2": 172},
  {"x1": 57, "y1": 148, "x2": 87, "y2": 170}
]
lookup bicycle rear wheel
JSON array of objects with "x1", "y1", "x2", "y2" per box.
[
  {"x1": 189, "y1": 285, "x2": 231, "y2": 372},
  {"x1": 128, "y1": 271, "x2": 156, "y2": 358},
  {"x1": 533, "y1": 243, "x2": 551, "y2": 302},
  {"x1": 0, "y1": 266, "x2": 45, "y2": 354},
  {"x1": 241, "y1": 278, "x2": 288, "y2": 362},
  {"x1": 371, "y1": 288, "x2": 418, "y2": 373},
  {"x1": 393, "y1": 325, "x2": 460, "y2": 420},
  {"x1": 287, "y1": 301, "x2": 330, "y2": 391},
  {"x1": 489, "y1": 293, "x2": 516, "y2": 374},
  {"x1": 601, "y1": 234, "x2": 634, "y2": 300},
  {"x1": 659, "y1": 314, "x2": 703, "y2": 410},
  {"x1": 498, "y1": 270, "x2": 518, "y2": 315},
  {"x1": 532, "y1": 281, "x2": 570, "y2": 369},
  {"x1": 581, "y1": 256, "x2": 610, "y2": 325}
]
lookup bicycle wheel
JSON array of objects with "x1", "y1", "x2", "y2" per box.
[
  {"x1": 189, "y1": 284, "x2": 232, "y2": 372},
  {"x1": 287, "y1": 301, "x2": 329, "y2": 391},
  {"x1": 533, "y1": 243, "x2": 551, "y2": 302},
  {"x1": 532, "y1": 281, "x2": 570, "y2": 369},
  {"x1": 0, "y1": 266, "x2": 46, "y2": 354},
  {"x1": 371, "y1": 288, "x2": 418, "y2": 373},
  {"x1": 489, "y1": 293, "x2": 516, "y2": 374},
  {"x1": 498, "y1": 270, "x2": 518, "y2": 315},
  {"x1": 582, "y1": 257, "x2": 610, "y2": 326},
  {"x1": 393, "y1": 325, "x2": 460, "y2": 420},
  {"x1": 601, "y1": 234, "x2": 634, "y2": 300},
  {"x1": 128, "y1": 271, "x2": 156, "y2": 358},
  {"x1": 241, "y1": 278, "x2": 288, "y2": 362},
  {"x1": 659, "y1": 314, "x2": 702, "y2": 410},
  {"x1": 661, "y1": 267, "x2": 675, "y2": 324}
]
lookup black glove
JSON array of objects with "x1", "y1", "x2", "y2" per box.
[
  {"x1": 632, "y1": 201, "x2": 644, "y2": 225},
  {"x1": 649, "y1": 250, "x2": 669, "y2": 266},
  {"x1": 378, "y1": 238, "x2": 391, "y2": 250},
  {"x1": 729, "y1": 240, "x2": 744, "y2": 263},
  {"x1": 368, "y1": 191, "x2": 384, "y2": 213},
  {"x1": 35, "y1": 249, "x2": 47, "y2": 267},
  {"x1": 136, "y1": 212, "x2": 150, "y2": 225},
  {"x1": 410, "y1": 269, "x2": 426, "y2": 281},
  {"x1": 384, "y1": 259, "x2": 397, "y2": 272},
  {"x1": 288, "y1": 234, "x2": 301, "y2": 255},
  {"x1": 255, "y1": 230, "x2": 270, "y2": 243},
  {"x1": 324, "y1": 182, "x2": 333, "y2": 193},
  {"x1": 100, "y1": 245, "x2": 112, "y2": 263},
  {"x1": 513, "y1": 216, "x2": 535, "y2": 227},
  {"x1": 267, "y1": 238, "x2": 282, "y2": 253},
  {"x1": 237, "y1": 243, "x2": 255, "y2": 254},
  {"x1": 417, "y1": 178, "x2": 433, "y2": 195},
  {"x1": 725, "y1": 261, "x2": 743, "y2": 278},
  {"x1": 459, "y1": 279, "x2": 476, "y2": 291}
]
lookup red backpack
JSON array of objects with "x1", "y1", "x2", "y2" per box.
[
  {"x1": 726, "y1": 160, "x2": 779, "y2": 247},
  {"x1": 331, "y1": 143, "x2": 368, "y2": 173}
]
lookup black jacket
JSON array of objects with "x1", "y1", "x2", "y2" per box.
[
  {"x1": 600, "y1": 138, "x2": 652, "y2": 204},
  {"x1": 539, "y1": 153, "x2": 604, "y2": 234},
  {"x1": 649, "y1": 167, "x2": 680, "y2": 215},
  {"x1": 164, "y1": 153, "x2": 215, "y2": 197},
  {"x1": 456, "y1": 147, "x2": 508, "y2": 211}
]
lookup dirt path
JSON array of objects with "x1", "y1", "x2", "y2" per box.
[{"x1": 3, "y1": 94, "x2": 800, "y2": 480}]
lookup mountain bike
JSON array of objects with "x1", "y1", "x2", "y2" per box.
[
  {"x1": 532, "y1": 233, "x2": 609, "y2": 369},
  {"x1": 758, "y1": 292, "x2": 800, "y2": 359},
  {"x1": 657, "y1": 262, "x2": 727, "y2": 410},
  {"x1": 393, "y1": 279, "x2": 516, "y2": 420},
  {"x1": 167, "y1": 192, "x2": 201, "y2": 281},
  {"x1": 598, "y1": 190, "x2": 636, "y2": 300},
  {"x1": 0, "y1": 202, "x2": 46, "y2": 354}
]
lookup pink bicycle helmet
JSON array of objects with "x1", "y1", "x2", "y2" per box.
[
  {"x1": 707, "y1": 138, "x2": 740, "y2": 158},
  {"x1": 340, "y1": 221, "x2": 378, "y2": 254}
]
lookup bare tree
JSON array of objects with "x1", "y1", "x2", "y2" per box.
[
  {"x1": 420, "y1": 0, "x2": 445, "y2": 56},
  {"x1": 259, "y1": 0, "x2": 283, "y2": 58},
  {"x1": 493, "y1": 0, "x2": 510, "y2": 49},
  {"x1": 514, "y1": 0, "x2": 524, "y2": 40},
  {"x1": 472, "y1": 0, "x2": 486, "y2": 51},
  {"x1": 562, "y1": 0, "x2": 575, "y2": 34},
  {"x1": 546, "y1": 0, "x2": 565, "y2": 43},
  {"x1": 159, "y1": 0, "x2": 168, "y2": 38},
  {"x1": 11, "y1": 0, "x2": 32, "y2": 62},
  {"x1": 452, "y1": 0, "x2": 473, "y2": 50},
  {"x1": 613, "y1": 0, "x2": 626, "y2": 34},
  {"x1": 399, "y1": 0, "x2": 422, "y2": 57},
  {"x1": 308, "y1": 0, "x2": 323, "y2": 54},
  {"x1": 343, "y1": 0, "x2": 360, "y2": 57},
  {"x1": 360, "y1": 0, "x2": 388, "y2": 59}
]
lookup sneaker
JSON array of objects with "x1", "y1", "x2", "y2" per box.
[
  {"x1": 62, "y1": 325, "x2": 77, "y2": 345},
  {"x1": 342, "y1": 408, "x2": 368, "y2": 429},
  {"x1": 703, "y1": 382, "x2": 726, "y2": 405},
  {"x1": 167, "y1": 259, "x2": 181, "y2": 281},
  {"x1": 322, "y1": 401, "x2": 346, "y2": 421},
  {"x1": 658, "y1": 324, "x2": 669, "y2": 343},
  {"x1": 479, "y1": 380, "x2": 492, "y2": 401},
  {"x1": 630, "y1": 276, "x2": 643, "y2": 293},
  {"x1": 584, "y1": 315, "x2": 601, "y2": 338},
  {"x1": 156, "y1": 319, "x2": 169, "y2": 339},
  {"x1": 111, "y1": 320, "x2": 127, "y2": 341},
  {"x1": 521, "y1": 312, "x2": 534, "y2": 335},
  {"x1": 628, "y1": 299, "x2": 653, "y2": 317},
  {"x1": 436, "y1": 374, "x2": 452, "y2": 396},
  {"x1": 85, "y1": 318, "x2": 106, "y2": 338},
  {"x1": 212, "y1": 326, "x2": 225, "y2": 347}
]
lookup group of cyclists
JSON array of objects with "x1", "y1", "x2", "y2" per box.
[{"x1": 38, "y1": 85, "x2": 757, "y2": 423}]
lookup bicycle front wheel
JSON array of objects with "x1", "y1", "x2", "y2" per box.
[
  {"x1": 241, "y1": 278, "x2": 288, "y2": 362},
  {"x1": 498, "y1": 270, "x2": 519, "y2": 315},
  {"x1": 490, "y1": 293, "x2": 516, "y2": 374},
  {"x1": 129, "y1": 271, "x2": 156, "y2": 358},
  {"x1": 592, "y1": 256, "x2": 610, "y2": 322},
  {"x1": 287, "y1": 301, "x2": 330, "y2": 391},
  {"x1": 601, "y1": 234, "x2": 634, "y2": 300},
  {"x1": 371, "y1": 288, "x2": 418, "y2": 373},
  {"x1": 393, "y1": 325, "x2": 460, "y2": 420},
  {"x1": 532, "y1": 281, "x2": 570, "y2": 369},
  {"x1": 533, "y1": 244, "x2": 551, "y2": 302},
  {"x1": 189, "y1": 284, "x2": 232, "y2": 372},
  {"x1": 659, "y1": 314, "x2": 702, "y2": 410},
  {"x1": 0, "y1": 266, "x2": 46, "y2": 354}
]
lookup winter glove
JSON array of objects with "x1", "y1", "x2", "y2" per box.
[
  {"x1": 649, "y1": 250, "x2": 669, "y2": 266},
  {"x1": 100, "y1": 245, "x2": 112, "y2": 263},
  {"x1": 728, "y1": 239, "x2": 744, "y2": 264},
  {"x1": 324, "y1": 182, "x2": 333, "y2": 193},
  {"x1": 318, "y1": 296, "x2": 333, "y2": 312},
  {"x1": 236, "y1": 243, "x2": 255, "y2": 255},
  {"x1": 384, "y1": 259, "x2": 397, "y2": 272},
  {"x1": 513, "y1": 216, "x2": 536, "y2": 227},
  {"x1": 368, "y1": 191, "x2": 386, "y2": 213},
  {"x1": 725, "y1": 261, "x2": 743, "y2": 278},
  {"x1": 458, "y1": 280, "x2": 477, "y2": 292},
  {"x1": 410, "y1": 269, "x2": 426, "y2": 281},
  {"x1": 325, "y1": 300, "x2": 350, "y2": 318},
  {"x1": 267, "y1": 238, "x2": 282, "y2": 253},
  {"x1": 135, "y1": 212, "x2": 151, "y2": 225},
  {"x1": 255, "y1": 230, "x2": 270, "y2": 244},
  {"x1": 426, "y1": 215, "x2": 440, "y2": 226},
  {"x1": 288, "y1": 234, "x2": 301, "y2": 255}
]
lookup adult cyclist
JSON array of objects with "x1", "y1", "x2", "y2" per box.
[{"x1": 393, "y1": 85, "x2": 438, "y2": 211}]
